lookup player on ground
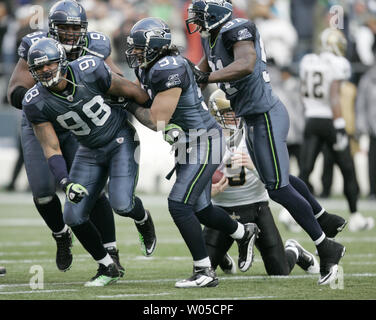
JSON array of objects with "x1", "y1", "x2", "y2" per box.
[
  {"x1": 185, "y1": 0, "x2": 346, "y2": 285},
  {"x1": 7, "y1": 0, "x2": 156, "y2": 273},
  {"x1": 23, "y1": 37, "x2": 153, "y2": 286},
  {"x1": 299, "y1": 28, "x2": 374, "y2": 232},
  {"x1": 205, "y1": 89, "x2": 319, "y2": 276},
  {"x1": 124, "y1": 17, "x2": 259, "y2": 288}
]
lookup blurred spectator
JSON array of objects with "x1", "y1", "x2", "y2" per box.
[
  {"x1": 290, "y1": 0, "x2": 317, "y2": 69},
  {"x1": 271, "y1": 66, "x2": 304, "y2": 173},
  {"x1": 356, "y1": 63, "x2": 376, "y2": 199},
  {"x1": 249, "y1": 0, "x2": 298, "y2": 68}
]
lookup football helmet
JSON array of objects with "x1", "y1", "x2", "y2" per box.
[
  {"x1": 126, "y1": 17, "x2": 172, "y2": 69},
  {"x1": 209, "y1": 89, "x2": 239, "y2": 130},
  {"x1": 320, "y1": 28, "x2": 347, "y2": 57},
  {"x1": 48, "y1": 0, "x2": 88, "y2": 54},
  {"x1": 28, "y1": 38, "x2": 68, "y2": 88},
  {"x1": 186, "y1": 0, "x2": 233, "y2": 37}
]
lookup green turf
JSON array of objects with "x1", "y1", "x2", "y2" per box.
[{"x1": 0, "y1": 194, "x2": 376, "y2": 301}]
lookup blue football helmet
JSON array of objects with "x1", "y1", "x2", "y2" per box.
[
  {"x1": 48, "y1": 0, "x2": 88, "y2": 54},
  {"x1": 28, "y1": 38, "x2": 68, "y2": 88},
  {"x1": 126, "y1": 17, "x2": 172, "y2": 69},
  {"x1": 186, "y1": 0, "x2": 233, "y2": 36}
]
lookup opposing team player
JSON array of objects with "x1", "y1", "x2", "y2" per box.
[
  {"x1": 124, "y1": 17, "x2": 259, "y2": 288},
  {"x1": 205, "y1": 89, "x2": 319, "y2": 276},
  {"x1": 23, "y1": 37, "x2": 155, "y2": 286},
  {"x1": 7, "y1": 0, "x2": 156, "y2": 274},
  {"x1": 185, "y1": 0, "x2": 346, "y2": 285},
  {"x1": 299, "y1": 28, "x2": 374, "y2": 232}
]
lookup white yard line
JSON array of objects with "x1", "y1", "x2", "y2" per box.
[
  {"x1": 1, "y1": 273, "x2": 376, "y2": 291},
  {"x1": 0, "y1": 289, "x2": 77, "y2": 295},
  {"x1": 201, "y1": 296, "x2": 276, "y2": 300},
  {"x1": 97, "y1": 292, "x2": 171, "y2": 298}
]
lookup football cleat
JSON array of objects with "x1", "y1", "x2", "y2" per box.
[
  {"x1": 52, "y1": 228, "x2": 73, "y2": 272},
  {"x1": 348, "y1": 212, "x2": 375, "y2": 232},
  {"x1": 219, "y1": 253, "x2": 236, "y2": 274},
  {"x1": 0, "y1": 266, "x2": 6, "y2": 276},
  {"x1": 285, "y1": 239, "x2": 319, "y2": 274},
  {"x1": 235, "y1": 223, "x2": 260, "y2": 272},
  {"x1": 106, "y1": 247, "x2": 125, "y2": 277},
  {"x1": 175, "y1": 266, "x2": 218, "y2": 288},
  {"x1": 317, "y1": 238, "x2": 346, "y2": 285},
  {"x1": 84, "y1": 263, "x2": 120, "y2": 287},
  {"x1": 317, "y1": 211, "x2": 347, "y2": 238},
  {"x1": 134, "y1": 210, "x2": 157, "y2": 256}
]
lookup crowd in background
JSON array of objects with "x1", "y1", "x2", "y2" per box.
[{"x1": 1, "y1": 0, "x2": 376, "y2": 199}]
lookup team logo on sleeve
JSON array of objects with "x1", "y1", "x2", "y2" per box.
[
  {"x1": 237, "y1": 28, "x2": 252, "y2": 41},
  {"x1": 166, "y1": 74, "x2": 181, "y2": 88},
  {"x1": 18, "y1": 44, "x2": 26, "y2": 57}
]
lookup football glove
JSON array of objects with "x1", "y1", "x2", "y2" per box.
[
  {"x1": 185, "y1": 58, "x2": 211, "y2": 84},
  {"x1": 163, "y1": 123, "x2": 184, "y2": 145},
  {"x1": 63, "y1": 182, "x2": 89, "y2": 204},
  {"x1": 333, "y1": 118, "x2": 349, "y2": 151}
]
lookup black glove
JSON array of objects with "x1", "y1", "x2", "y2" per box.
[
  {"x1": 333, "y1": 118, "x2": 348, "y2": 151},
  {"x1": 185, "y1": 58, "x2": 211, "y2": 84},
  {"x1": 62, "y1": 181, "x2": 89, "y2": 204}
]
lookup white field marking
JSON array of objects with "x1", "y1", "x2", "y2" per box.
[
  {"x1": 0, "y1": 241, "x2": 42, "y2": 247},
  {"x1": 0, "y1": 289, "x2": 78, "y2": 295},
  {"x1": 0, "y1": 218, "x2": 45, "y2": 226},
  {"x1": 0, "y1": 257, "x2": 88, "y2": 264},
  {"x1": 2, "y1": 273, "x2": 376, "y2": 291},
  {"x1": 201, "y1": 296, "x2": 276, "y2": 300},
  {"x1": 0, "y1": 251, "x2": 49, "y2": 256},
  {"x1": 349, "y1": 262, "x2": 376, "y2": 265},
  {"x1": 97, "y1": 292, "x2": 171, "y2": 298}
]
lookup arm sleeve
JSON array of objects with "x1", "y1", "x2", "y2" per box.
[
  {"x1": 151, "y1": 65, "x2": 190, "y2": 94},
  {"x1": 222, "y1": 20, "x2": 257, "y2": 50},
  {"x1": 85, "y1": 58, "x2": 112, "y2": 93},
  {"x1": 22, "y1": 93, "x2": 50, "y2": 124}
]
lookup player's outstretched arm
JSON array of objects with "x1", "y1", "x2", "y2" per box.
[
  {"x1": 107, "y1": 72, "x2": 150, "y2": 106},
  {"x1": 127, "y1": 88, "x2": 181, "y2": 132},
  {"x1": 7, "y1": 58, "x2": 36, "y2": 109},
  {"x1": 209, "y1": 41, "x2": 256, "y2": 84}
]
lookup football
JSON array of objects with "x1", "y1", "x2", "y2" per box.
[{"x1": 212, "y1": 170, "x2": 224, "y2": 184}]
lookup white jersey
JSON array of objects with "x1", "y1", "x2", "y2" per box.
[
  {"x1": 212, "y1": 130, "x2": 269, "y2": 207},
  {"x1": 299, "y1": 52, "x2": 351, "y2": 119}
]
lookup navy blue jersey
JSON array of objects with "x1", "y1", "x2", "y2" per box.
[
  {"x1": 201, "y1": 18, "x2": 279, "y2": 116},
  {"x1": 18, "y1": 30, "x2": 111, "y2": 61},
  {"x1": 135, "y1": 54, "x2": 217, "y2": 140},
  {"x1": 22, "y1": 56, "x2": 128, "y2": 148}
]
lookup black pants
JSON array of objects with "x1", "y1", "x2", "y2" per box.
[
  {"x1": 299, "y1": 118, "x2": 359, "y2": 213},
  {"x1": 203, "y1": 202, "x2": 294, "y2": 275}
]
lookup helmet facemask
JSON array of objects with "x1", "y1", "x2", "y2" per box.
[
  {"x1": 49, "y1": 21, "x2": 88, "y2": 56},
  {"x1": 30, "y1": 58, "x2": 68, "y2": 88}
]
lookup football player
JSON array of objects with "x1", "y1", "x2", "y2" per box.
[
  {"x1": 23, "y1": 37, "x2": 154, "y2": 286},
  {"x1": 299, "y1": 28, "x2": 374, "y2": 232},
  {"x1": 124, "y1": 17, "x2": 259, "y2": 288},
  {"x1": 185, "y1": 0, "x2": 346, "y2": 285},
  {"x1": 205, "y1": 89, "x2": 319, "y2": 276},
  {"x1": 7, "y1": 0, "x2": 156, "y2": 274}
]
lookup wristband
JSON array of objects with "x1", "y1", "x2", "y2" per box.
[
  {"x1": 10, "y1": 86, "x2": 28, "y2": 110},
  {"x1": 47, "y1": 155, "x2": 69, "y2": 188}
]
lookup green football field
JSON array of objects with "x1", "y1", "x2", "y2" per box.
[{"x1": 0, "y1": 192, "x2": 375, "y2": 301}]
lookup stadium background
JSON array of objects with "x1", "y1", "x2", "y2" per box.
[
  {"x1": 0, "y1": 0, "x2": 375, "y2": 196},
  {"x1": 0, "y1": 0, "x2": 376, "y2": 302}
]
